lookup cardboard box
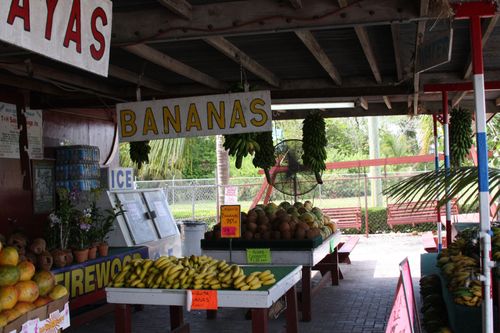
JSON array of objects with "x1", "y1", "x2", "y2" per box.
[{"x1": 1, "y1": 295, "x2": 70, "y2": 333}]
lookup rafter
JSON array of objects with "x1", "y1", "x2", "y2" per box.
[
  {"x1": 0, "y1": 62, "x2": 125, "y2": 97},
  {"x1": 412, "y1": 0, "x2": 430, "y2": 115},
  {"x1": 452, "y1": 15, "x2": 499, "y2": 107},
  {"x1": 123, "y1": 44, "x2": 228, "y2": 90},
  {"x1": 496, "y1": 97, "x2": 500, "y2": 107},
  {"x1": 294, "y1": 30, "x2": 342, "y2": 85},
  {"x1": 391, "y1": 23, "x2": 403, "y2": 82},
  {"x1": 113, "y1": 0, "x2": 419, "y2": 43},
  {"x1": 358, "y1": 97, "x2": 369, "y2": 110},
  {"x1": 204, "y1": 36, "x2": 280, "y2": 87},
  {"x1": 157, "y1": 0, "x2": 192, "y2": 20},
  {"x1": 109, "y1": 65, "x2": 170, "y2": 92},
  {"x1": 383, "y1": 96, "x2": 392, "y2": 110},
  {"x1": 288, "y1": 0, "x2": 302, "y2": 9},
  {"x1": 0, "y1": 71, "x2": 65, "y2": 95}
]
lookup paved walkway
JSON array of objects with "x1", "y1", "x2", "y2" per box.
[{"x1": 67, "y1": 234, "x2": 425, "y2": 333}]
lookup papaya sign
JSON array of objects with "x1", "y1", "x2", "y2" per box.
[
  {"x1": 117, "y1": 91, "x2": 272, "y2": 142},
  {"x1": 0, "y1": 0, "x2": 112, "y2": 76}
]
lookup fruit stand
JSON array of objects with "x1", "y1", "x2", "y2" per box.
[{"x1": 106, "y1": 256, "x2": 302, "y2": 333}]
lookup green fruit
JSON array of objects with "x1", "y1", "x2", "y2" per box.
[{"x1": 0, "y1": 266, "x2": 20, "y2": 287}]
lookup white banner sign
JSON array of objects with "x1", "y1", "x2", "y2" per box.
[
  {"x1": 117, "y1": 91, "x2": 272, "y2": 142},
  {"x1": 0, "y1": 102, "x2": 43, "y2": 159},
  {"x1": 224, "y1": 186, "x2": 238, "y2": 204},
  {"x1": 0, "y1": 0, "x2": 112, "y2": 76}
]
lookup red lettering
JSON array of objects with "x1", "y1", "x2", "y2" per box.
[
  {"x1": 7, "y1": 0, "x2": 31, "y2": 32},
  {"x1": 44, "y1": 0, "x2": 58, "y2": 40},
  {"x1": 90, "y1": 7, "x2": 107, "y2": 61},
  {"x1": 63, "y1": 0, "x2": 81, "y2": 53}
]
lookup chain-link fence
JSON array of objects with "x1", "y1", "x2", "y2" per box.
[{"x1": 136, "y1": 171, "x2": 470, "y2": 233}]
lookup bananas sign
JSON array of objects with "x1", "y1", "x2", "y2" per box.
[
  {"x1": 117, "y1": 91, "x2": 272, "y2": 142},
  {"x1": 53, "y1": 247, "x2": 148, "y2": 298}
]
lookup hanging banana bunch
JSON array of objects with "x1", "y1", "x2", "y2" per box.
[
  {"x1": 223, "y1": 133, "x2": 260, "y2": 169},
  {"x1": 129, "y1": 141, "x2": 151, "y2": 170},
  {"x1": 302, "y1": 111, "x2": 327, "y2": 184},
  {"x1": 450, "y1": 107, "x2": 473, "y2": 168},
  {"x1": 252, "y1": 131, "x2": 275, "y2": 184}
]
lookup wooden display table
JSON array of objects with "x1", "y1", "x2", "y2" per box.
[
  {"x1": 202, "y1": 231, "x2": 342, "y2": 321},
  {"x1": 106, "y1": 265, "x2": 302, "y2": 333}
]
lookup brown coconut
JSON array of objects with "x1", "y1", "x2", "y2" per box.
[
  {"x1": 281, "y1": 231, "x2": 292, "y2": 240},
  {"x1": 295, "y1": 228, "x2": 306, "y2": 240}
]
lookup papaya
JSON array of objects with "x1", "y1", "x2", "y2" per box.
[
  {"x1": 32, "y1": 271, "x2": 55, "y2": 297},
  {"x1": 2, "y1": 308, "x2": 21, "y2": 322},
  {"x1": 13, "y1": 302, "x2": 35, "y2": 315},
  {"x1": 0, "y1": 312, "x2": 6, "y2": 327},
  {"x1": 49, "y1": 285, "x2": 68, "y2": 300},
  {"x1": 0, "y1": 247, "x2": 19, "y2": 266},
  {"x1": 33, "y1": 296, "x2": 51, "y2": 307},
  {"x1": 14, "y1": 281, "x2": 39, "y2": 303},
  {"x1": 0, "y1": 286, "x2": 18, "y2": 310},
  {"x1": 0, "y1": 266, "x2": 20, "y2": 287},
  {"x1": 17, "y1": 261, "x2": 35, "y2": 281}
]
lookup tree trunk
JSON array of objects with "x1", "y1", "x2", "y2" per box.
[{"x1": 216, "y1": 135, "x2": 230, "y2": 207}]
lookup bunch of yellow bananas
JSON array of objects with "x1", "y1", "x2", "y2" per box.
[{"x1": 108, "y1": 255, "x2": 276, "y2": 291}]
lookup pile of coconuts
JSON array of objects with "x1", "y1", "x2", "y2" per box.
[{"x1": 206, "y1": 201, "x2": 337, "y2": 242}]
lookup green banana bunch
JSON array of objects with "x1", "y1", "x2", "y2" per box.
[
  {"x1": 252, "y1": 131, "x2": 275, "y2": 183},
  {"x1": 302, "y1": 111, "x2": 327, "y2": 183},
  {"x1": 223, "y1": 133, "x2": 260, "y2": 169},
  {"x1": 129, "y1": 141, "x2": 151, "y2": 169},
  {"x1": 449, "y1": 107, "x2": 473, "y2": 168}
]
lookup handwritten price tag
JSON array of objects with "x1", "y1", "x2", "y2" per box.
[
  {"x1": 246, "y1": 248, "x2": 271, "y2": 264},
  {"x1": 188, "y1": 290, "x2": 218, "y2": 310},
  {"x1": 221, "y1": 205, "x2": 241, "y2": 238}
]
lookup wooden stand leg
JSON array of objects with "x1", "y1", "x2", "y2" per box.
[
  {"x1": 251, "y1": 308, "x2": 268, "y2": 333},
  {"x1": 285, "y1": 286, "x2": 298, "y2": 333},
  {"x1": 115, "y1": 304, "x2": 132, "y2": 333},
  {"x1": 331, "y1": 248, "x2": 340, "y2": 286},
  {"x1": 206, "y1": 310, "x2": 217, "y2": 320},
  {"x1": 301, "y1": 266, "x2": 312, "y2": 322},
  {"x1": 170, "y1": 305, "x2": 184, "y2": 330}
]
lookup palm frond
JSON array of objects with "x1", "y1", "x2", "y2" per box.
[{"x1": 383, "y1": 167, "x2": 500, "y2": 211}]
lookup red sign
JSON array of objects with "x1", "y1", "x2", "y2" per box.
[
  {"x1": 190, "y1": 290, "x2": 218, "y2": 310},
  {"x1": 400, "y1": 259, "x2": 416, "y2": 327},
  {"x1": 386, "y1": 280, "x2": 411, "y2": 333}
]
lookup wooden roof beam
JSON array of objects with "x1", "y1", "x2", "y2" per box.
[
  {"x1": 383, "y1": 96, "x2": 392, "y2": 110},
  {"x1": 123, "y1": 44, "x2": 228, "y2": 90},
  {"x1": 391, "y1": 23, "x2": 403, "y2": 82},
  {"x1": 0, "y1": 62, "x2": 125, "y2": 97},
  {"x1": 113, "y1": 0, "x2": 419, "y2": 43},
  {"x1": 204, "y1": 36, "x2": 280, "y2": 87},
  {"x1": 109, "y1": 65, "x2": 170, "y2": 92},
  {"x1": 358, "y1": 97, "x2": 369, "y2": 110},
  {"x1": 452, "y1": 15, "x2": 499, "y2": 107},
  {"x1": 288, "y1": 0, "x2": 302, "y2": 9},
  {"x1": 496, "y1": 97, "x2": 500, "y2": 107},
  {"x1": 157, "y1": 0, "x2": 192, "y2": 20},
  {"x1": 412, "y1": 0, "x2": 430, "y2": 115},
  {"x1": 294, "y1": 30, "x2": 342, "y2": 85},
  {"x1": 0, "y1": 71, "x2": 65, "y2": 95}
]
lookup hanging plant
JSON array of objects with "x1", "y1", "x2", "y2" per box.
[
  {"x1": 450, "y1": 107, "x2": 473, "y2": 168},
  {"x1": 252, "y1": 131, "x2": 275, "y2": 183},
  {"x1": 129, "y1": 141, "x2": 151, "y2": 169},
  {"x1": 302, "y1": 111, "x2": 327, "y2": 184}
]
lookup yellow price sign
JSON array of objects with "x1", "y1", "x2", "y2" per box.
[{"x1": 220, "y1": 205, "x2": 241, "y2": 238}]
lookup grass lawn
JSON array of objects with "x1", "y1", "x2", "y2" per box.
[{"x1": 171, "y1": 195, "x2": 383, "y2": 220}]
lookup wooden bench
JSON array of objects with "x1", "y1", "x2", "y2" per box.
[
  {"x1": 421, "y1": 231, "x2": 444, "y2": 253},
  {"x1": 322, "y1": 207, "x2": 362, "y2": 230},
  {"x1": 386, "y1": 200, "x2": 459, "y2": 228},
  {"x1": 338, "y1": 236, "x2": 360, "y2": 264}
]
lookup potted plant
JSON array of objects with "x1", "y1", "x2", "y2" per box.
[
  {"x1": 73, "y1": 208, "x2": 92, "y2": 263},
  {"x1": 46, "y1": 188, "x2": 77, "y2": 268}
]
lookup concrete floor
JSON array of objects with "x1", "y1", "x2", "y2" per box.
[{"x1": 67, "y1": 233, "x2": 425, "y2": 333}]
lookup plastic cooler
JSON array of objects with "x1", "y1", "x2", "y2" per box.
[{"x1": 177, "y1": 221, "x2": 207, "y2": 256}]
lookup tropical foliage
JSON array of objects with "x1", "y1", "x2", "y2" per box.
[{"x1": 383, "y1": 167, "x2": 499, "y2": 215}]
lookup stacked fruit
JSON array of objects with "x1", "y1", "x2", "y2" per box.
[
  {"x1": 109, "y1": 255, "x2": 276, "y2": 291},
  {"x1": 437, "y1": 237, "x2": 482, "y2": 307},
  {"x1": 0, "y1": 244, "x2": 68, "y2": 328},
  {"x1": 206, "y1": 201, "x2": 337, "y2": 242},
  {"x1": 419, "y1": 275, "x2": 452, "y2": 333}
]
